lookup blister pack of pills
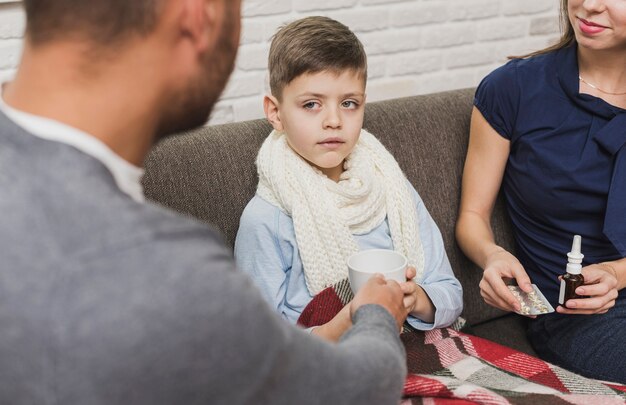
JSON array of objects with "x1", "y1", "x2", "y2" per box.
[{"x1": 508, "y1": 284, "x2": 555, "y2": 316}]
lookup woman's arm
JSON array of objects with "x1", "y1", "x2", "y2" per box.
[{"x1": 456, "y1": 107, "x2": 532, "y2": 313}]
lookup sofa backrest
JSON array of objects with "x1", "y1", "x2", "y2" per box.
[{"x1": 142, "y1": 88, "x2": 515, "y2": 326}]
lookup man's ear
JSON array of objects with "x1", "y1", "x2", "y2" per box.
[
  {"x1": 264, "y1": 95, "x2": 284, "y2": 131},
  {"x1": 179, "y1": 0, "x2": 221, "y2": 53}
]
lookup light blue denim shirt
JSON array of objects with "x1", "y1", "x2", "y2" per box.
[{"x1": 234, "y1": 184, "x2": 463, "y2": 330}]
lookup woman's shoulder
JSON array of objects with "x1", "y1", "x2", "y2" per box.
[
  {"x1": 483, "y1": 50, "x2": 557, "y2": 86},
  {"x1": 476, "y1": 48, "x2": 567, "y2": 113},
  {"x1": 513, "y1": 49, "x2": 564, "y2": 78}
]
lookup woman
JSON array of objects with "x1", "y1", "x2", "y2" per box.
[{"x1": 456, "y1": 0, "x2": 626, "y2": 383}]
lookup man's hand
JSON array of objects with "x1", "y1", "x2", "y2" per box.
[
  {"x1": 351, "y1": 274, "x2": 406, "y2": 330},
  {"x1": 557, "y1": 264, "x2": 619, "y2": 315}
]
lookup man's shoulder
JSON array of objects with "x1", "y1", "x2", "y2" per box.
[
  {"x1": 83, "y1": 199, "x2": 231, "y2": 267},
  {"x1": 0, "y1": 121, "x2": 228, "y2": 268},
  {"x1": 133, "y1": 201, "x2": 227, "y2": 251}
]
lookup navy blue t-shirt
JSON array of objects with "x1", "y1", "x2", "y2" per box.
[{"x1": 474, "y1": 44, "x2": 625, "y2": 305}]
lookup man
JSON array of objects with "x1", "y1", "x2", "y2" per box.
[{"x1": 0, "y1": 0, "x2": 408, "y2": 403}]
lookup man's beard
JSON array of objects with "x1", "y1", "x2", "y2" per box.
[{"x1": 154, "y1": 6, "x2": 239, "y2": 140}]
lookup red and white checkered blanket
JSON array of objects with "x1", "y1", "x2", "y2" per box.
[{"x1": 297, "y1": 279, "x2": 626, "y2": 404}]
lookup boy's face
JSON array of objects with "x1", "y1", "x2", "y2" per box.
[{"x1": 265, "y1": 70, "x2": 366, "y2": 181}]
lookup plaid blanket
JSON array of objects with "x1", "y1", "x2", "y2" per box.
[{"x1": 297, "y1": 279, "x2": 626, "y2": 405}]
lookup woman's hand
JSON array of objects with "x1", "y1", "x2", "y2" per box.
[
  {"x1": 557, "y1": 263, "x2": 619, "y2": 315},
  {"x1": 480, "y1": 248, "x2": 533, "y2": 313}
]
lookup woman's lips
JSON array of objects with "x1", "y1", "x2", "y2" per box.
[{"x1": 578, "y1": 18, "x2": 607, "y2": 35}]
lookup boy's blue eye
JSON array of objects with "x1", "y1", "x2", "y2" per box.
[
  {"x1": 342, "y1": 100, "x2": 358, "y2": 109},
  {"x1": 303, "y1": 101, "x2": 319, "y2": 109}
]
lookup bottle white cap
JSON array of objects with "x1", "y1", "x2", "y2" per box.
[{"x1": 566, "y1": 235, "x2": 583, "y2": 275}]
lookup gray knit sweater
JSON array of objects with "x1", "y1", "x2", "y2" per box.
[{"x1": 0, "y1": 111, "x2": 406, "y2": 404}]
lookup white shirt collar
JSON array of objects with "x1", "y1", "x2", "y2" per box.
[{"x1": 0, "y1": 88, "x2": 145, "y2": 203}]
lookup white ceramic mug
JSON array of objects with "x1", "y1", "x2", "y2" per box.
[{"x1": 347, "y1": 249, "x2": 407, "y2": 295}]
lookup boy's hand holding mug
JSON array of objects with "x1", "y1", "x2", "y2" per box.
[{"x1": 401, "y1": 267, "x2": 419, "y2": 313}]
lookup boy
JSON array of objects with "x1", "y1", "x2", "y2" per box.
[{"x1": 235, "y1": 16, "x2": 462, "y2": 341}]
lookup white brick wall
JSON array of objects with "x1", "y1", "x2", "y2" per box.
[
  {"x1": 0, "y1": 1, "x2": 24, "y2": 82},
  {"x1": 0, "y1": 0, "x2": 559, "y2": 124}
]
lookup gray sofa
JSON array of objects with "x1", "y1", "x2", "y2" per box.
[{"x1": 142, "y1": 88, "x2": 536, "y2": 356}]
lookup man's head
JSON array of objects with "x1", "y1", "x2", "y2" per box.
[
  {"x1": 153, "y1": 0, "x2": 241, "y2": 138},
  {"x1": 23, "y1": 0, "x2": 164, "y2": 46},
  {"x1": 268, "y1": 16, "x2": 367, "y2": 101},
  {"x1": 20, "y1": 0, "x2": 241, "y2": 141}
]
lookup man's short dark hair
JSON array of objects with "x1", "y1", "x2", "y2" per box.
[
  {"x1": 23, "y1": 0, "x2": 163, "y2": 45},
  {"x1": 268, "y1": 16, "x2": 367, "y2": 100}
]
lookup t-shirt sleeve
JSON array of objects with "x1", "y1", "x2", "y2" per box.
[{"x1": 474, "y1": 60, "x2": 521, "y2": 140}]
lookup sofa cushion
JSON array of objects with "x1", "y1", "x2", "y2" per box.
[
  {"x1": 143, "y1": 119, "x2": 269, "y2": 249},
  {"x1": 142, "y1": 88, "x2": 517, "y2": 327}
]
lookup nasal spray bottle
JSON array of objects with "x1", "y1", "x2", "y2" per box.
[{"x1": 558, "y1": 235, "x2": 585, "y2": 306}]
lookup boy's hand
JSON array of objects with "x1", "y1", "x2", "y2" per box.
[
  {"x1": 351, "y1": 274, "x2": 406, "y2": 330},
  {"x1": 400, "y1": 266, "x2": 436, "y2": 323},
  {"x1": 311, "y1": 303, "x2": 353, "y2": 342},
  {"x1": 401, "y1": 266, "x2": 418, "y2": 314}
]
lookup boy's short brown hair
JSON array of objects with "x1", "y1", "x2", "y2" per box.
[{"x1": 268, "y1": 16, "x2": 367, "y2": 100}]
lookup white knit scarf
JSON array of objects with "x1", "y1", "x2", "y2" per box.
[{"x1": 256, "y1": 129, "x2": 424, "y2": 295}]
